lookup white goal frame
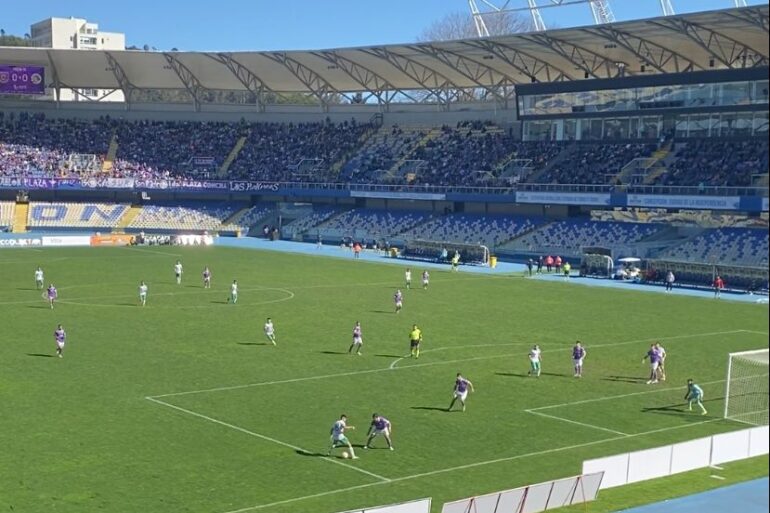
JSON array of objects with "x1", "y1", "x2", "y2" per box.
[{"x1": 723, "y1": 348, "x2": 770, "y2": 425}]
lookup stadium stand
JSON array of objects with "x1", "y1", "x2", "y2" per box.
[
  {"x1": 396, "y1": 213, "x2": 543, "y2": 248},
  {"x1": 127, "y1": 203, "x2": 239, "y2": 232},
  {"x1": 219, "y1": 204, "x2": 275, "y2": 233},
  {"x1": 340, "y1": 126, "x2": 429, "y2": 183},
  {"x1": 535, "y1": 143, "x2": 658, "y2": 185},
  {"x1": 504, "y1": 220, "x2": 664, "y2": 256},
  {"x1": 652, "y1": 139, "x2": 769, "y2": 187},
  {"x1": 27, "y1": 202, "x2": 128, "y2": 229},
  {"x1": 314, "y1": 209, "x2": 432, "y2": 240},
  {"x1": 280, "y1": 207, "x2": 343, "y2": 239},
  {"x1": 659, "y1": 228, "x2": 769, "y2": 267},
  {"x1": 0, "y1": 201, "x2": 14, "y2": 230}
]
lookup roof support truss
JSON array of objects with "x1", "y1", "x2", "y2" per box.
[
  {"x1": 461, "y1": 39, "x2": 574, "y2": 82},
  {"x1": 264, "y1": 52, "x2": 343, "y2": 108},
  {"x1": 649, "y1": 18, "x2": 768, "y2": 68},
  {"x1": 44, "y1": 50, "x2": 62, "y2": 103},
  {"x1": 722, "y1": 7, "x2": 769, "y2": 33},
  {"x1": 205, "y1": 53, "x2": 274, "y2": 111},
  {"x1": 104, "y1": 52, "x2": 137, "y2": 106},
  {"x1": 585, "y1": 26, "x2": 701, "y2": 73},
  {"x1": 521, "y1": 33, "x2": 630, "y2": 78},
  {"x1": 360, "y1": 47, "x2": 465, "y2": 107},
  {"x1": 162, "y1": 53, "x2": 206, "y2": 110},
  {"x1": 310, "y1": 51, "x2": 404, "y2": 105}
]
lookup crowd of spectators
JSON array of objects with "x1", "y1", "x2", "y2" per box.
[
  {"x1": 652, "y1": 139, "x2": 768, "y2": 187},
  {"x1": 0, "y1": 113, "x2": 767, "y2": 189},
  {"x1": 536, "y1": 143, "x2": 657, "y2": 185}
]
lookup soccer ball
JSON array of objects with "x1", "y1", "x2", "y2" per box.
[{"x1": 341, "y1": 451, "x2": 350, "y2": 459}]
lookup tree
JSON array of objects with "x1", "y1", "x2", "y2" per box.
[{"x1": 418, "y1": 10, "x2": 531, "y2": 41}]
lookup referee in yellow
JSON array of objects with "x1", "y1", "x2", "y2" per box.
[{"x1": 409, "y1": 324, "x2": 423, "y2": 359}]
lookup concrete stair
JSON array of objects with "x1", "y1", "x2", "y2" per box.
[
  {"x1": 218, "y1": 135, "x2": 248, "y2": 177},
  {"x1": 113, "y1": 205, "x2": 142, "y2": 232},
  {"x1": 12, "y1": 202, "x2": 28, "y2": 233},
  {"x1": 387, "y1": 128, "x2": 441, "y2": 176},
  {"x1": 102, "y1": 131, "x2": 119, "y2": 172}
]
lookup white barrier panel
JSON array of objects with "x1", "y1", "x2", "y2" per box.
[
  {"x1": 627, "y1": 446, "x2": 672, "y2": 484},
  {"x1": 670, "y1": 436, "x2": 712, "y2": 474},
  {"x1": 338, "y1": 498, "x2": 431, "y2": 513},
  {"x1": 440, "y1": 473, "x2": 603, "y2": 513},
  {"x1": 749, "y1": 426, "x2": 770, "y2": 457},
  {"x1": 711, "y1": 429, "x2": 751, "y2": 465},
  {"x1": 42, "y1": 235, "x2": 92, "y2": 247},
  {"x1": 582, "y1": 453, "x2": 629, "y2": 489}
]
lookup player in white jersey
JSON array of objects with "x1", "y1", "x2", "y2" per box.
[
  {"x1": 328, "y1": 414, "x2": 358, "y2": 458},
  {"x1": 138, "y1": 281, "x2": 148, "y2": 306},
  {"x1": 655, "y1": 342, "x2": 667, "y2": 381},
  {"x1": 227, "y1": 280, "x2": 238, "y2": 304},
  {"x1": 34, "y1": 267, "x2": 44, "y2": 290},
  {"x1": 174, "y1": 260, "x2": 183, "y2": 285},
  {"x1": 422, "y1": 270, "x2": 430, "y2": 290},
  {"x1": 528, "y1": 345, "x2": 542, "y2": 377},
  {"x1": 202, "y1": 267, "x2": 212, "y2": 289},
  {"x1": 348, "y1": 321, "x2": 363, "y2": 355},
  {"x1": 264, "y1": 318, "x2": 276, "y2": 345},
  {"x1": 405, "y1": 268, "x2": 412, "y2": 289},
  {"x1": 54, "y1": 324, "x2": 66, "y2": 358}
]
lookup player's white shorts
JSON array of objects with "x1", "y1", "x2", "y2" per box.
[
  {"x1": 573, "y1": 358, "x2": 584, "y2": 367},
  {"x1": 139, "y1": 293, "x2": 147, "y2": 300},
  {"x1": 56, "y1": 341, "x2": 65, "y2": 349},
  {"x1": 422, "y1": 280, "x2": 429, "y2": 285},
  {"x1": 454, "y1": 390, "x2": 468, "y2": 401},
  {"x1": 353, "y1": 336, "x2": 363, "y2": 345},
  {"x1": 371, "y1": 428, "x2": 390, "y2": 437},
  {"x1": 395, "y1": 301, "x2": 402, "y2": 308},
  {"x1": 650, "y1": 361, "x2": 659, "y2": 371}
]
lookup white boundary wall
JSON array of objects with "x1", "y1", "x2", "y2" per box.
[
  {"x1": 337, "y1": 498, "x2": 431, "y2": 513},
  {"x1": 440, "y1": 472, "x2": 604, "y2": 513},
  {"x1": 583, "y1": 425, "x2": 769, "y2": 489}
]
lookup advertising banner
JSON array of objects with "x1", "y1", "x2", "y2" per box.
[
  {"x1": 351, "y1": 190, "x2": 447, "y2": 201},
  {"x1": 0, "y1": 237, "x2": 43, "y2": 248},
  {"x1": 0, "y1": 65, "x2": 45, "y2": 95},
  {"x1": 516, "y1": 191, "x2": 611, "y2": 206},
  {"x1": 626, "y1": 194, "x2": 742, "y2": 210},
  {"x1": 90, "y1": 234, "x2": 133, "y2": 246},
  {"x1": 230, "y1": 181, "x2": 281, "y2": 192},
  {"x1": 42, "y1": 235, "x2": 92, "y2": 247}
]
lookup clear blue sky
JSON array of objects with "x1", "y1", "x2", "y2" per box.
[{"x1": 2, "y1": 0, "x2": 767, "y2": 51}]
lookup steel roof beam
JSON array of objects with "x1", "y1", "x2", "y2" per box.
[
  {"x1": 585, "y1": 26, "x2": 701, "y2": 74},
  {"x1": 359, "y1": 47, "x2": 464, "y2": 105},
  {"x1": 406, "y1": 44, "x2": 509, "y2": 99},
  {"x1": 205, "y1": 53, "x2": 275, "y2": 110},
  {"x1": 162, "y1": 53, "x2": 206, "y2": 110},
  {"x1": 522, "y1": 33, "x2": 631, "y2": 78},
  {"x1": 44, "y1": 50, "x2": 62, "y2": 103},
  {"x1": 649, "y1": 18, "x2": 768, "y2": 68},
  {"x1": 104, "y1": 52, "x2": 137, "y2": 105},
  {"x1": 722, "y1": 7, "x2": 769, "y2": 33},
  {"x1": 461, "y1": 39, "x2": 574, "y2": 82},
  {"x1": 264, "y1": 52, "x2": 344, "y2": 107},
  {"x1": 311, "y1": 51, "x2": 405, "y2": 104}
]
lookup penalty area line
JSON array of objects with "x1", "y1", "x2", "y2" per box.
[
  {"x1": 144, "y1": 397, "x2": 390, "y2": 483},
  {"x1": 220, "y1": 418, "x2": 723, "y2": 513}
]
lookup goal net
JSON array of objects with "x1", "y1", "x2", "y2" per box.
[{"x1": 724, "y1": 349, "x2": 769, "y2": 426}]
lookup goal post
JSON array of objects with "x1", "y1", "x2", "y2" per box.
[{"x1": 724, "y1": 349, "x2": 769, "y2": 426}]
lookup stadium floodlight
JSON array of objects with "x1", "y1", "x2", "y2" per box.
[
  {"x1": 724, "y1": 349, "x2": 769, "y2": 426},
  {"x1": 466, "y1": 0, "x2": 618, "y2": 34},
  {"x1": 660, "y1": 0, "x2": 675, "y2": 16}
]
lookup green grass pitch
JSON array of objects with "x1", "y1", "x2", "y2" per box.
[{"x1": 1, "y1": 245, "x2": 767, "y2": 513}]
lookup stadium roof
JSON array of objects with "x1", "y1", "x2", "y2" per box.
[{"x1": 0, "y1": 5, "x2": 767, "y2": 105}]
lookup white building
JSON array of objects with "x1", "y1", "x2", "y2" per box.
[{"x1": 30, "y1": 17, "x2": 126, "y2": 102}]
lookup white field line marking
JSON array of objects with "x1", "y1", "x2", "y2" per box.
[
  {"x1": 710, "y1": 465, "x2": 724, "y2": 470},
  {"x1": 145, "y1": 396, "x2": 390, "y2": 483},
  {"x1": 151, "y1": 329, "x2": 749, "y2": 399},
  {"x1": 710, "y1": 475, "x2": 726, "y2": 480},
  {"x1": 221, "y1": 419, "x2": 723, "y2": 513},
  {"x1": 528, "y1": 378, "x2": 728, "y2": 412},
  {"x1": 526, "y1": 410, "x2": 630, "y2": 436},
  {"x1": 124, "y1": 246, "x2": 182, "y2": 257}
]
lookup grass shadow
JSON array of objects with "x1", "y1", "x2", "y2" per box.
[
  {"x1": 410, "y1": 406, "x2": 448, "y2": 412},
  {"x1": 26, "y1": 353, "x2": 55, "y2": 358},
  {"x1": 295, "y1": 449, "x2": 348, "y2": 459},
  {"x1": 237, "y1": 342, "x2": 272, "y2": 346},
  {"x1": 26, "y1": 305, "x2": 51, "y2": 309},
  {"x1": 320, "y1": 350, "x2": 348, "y2": 355},
  {"x1": 371, "y1": 309, "x2": 394, "y2": 314},
  {"x1": 495, "y1": 372, "x2": 529, "y2": 378},
  {"x1": 374, "y1": 354, "x2": 406, "y2": 359},
  {"x1": 603, "y1": 375, "x2": 647, "y2": 384}
]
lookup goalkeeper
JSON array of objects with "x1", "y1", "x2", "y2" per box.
[{"x1": 684, "y1": 379, "x2": 707, "y2": 415}]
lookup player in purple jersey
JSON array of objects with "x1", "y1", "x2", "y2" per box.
[
  {"x1": 348, "y1": 321, "x2": 363, "y2": 355},
  {"x1": 46, "y1": 284, "x2": 58, "y2": 309},
  {"x1": 202, "y1": 267, "x2": 212, "y2": 289},
  {"x1": 572, "y1": 341, "x2": 586, "y2": 378},
  {"x1": 448, "y1": 373, "x2": 475, "y2": 412},
  {"x1": 54, "y1": 324, "x2": 66, "y2": 358},
  {"x1": 364, "y1": 413, "x2": 394, "y2": 450},
  {"x1": 642, "y1": 344, "x2": 662, "y2": 384},
  {"x1": 394, "y1": 290, "x2": 403, "y2": 313}
]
